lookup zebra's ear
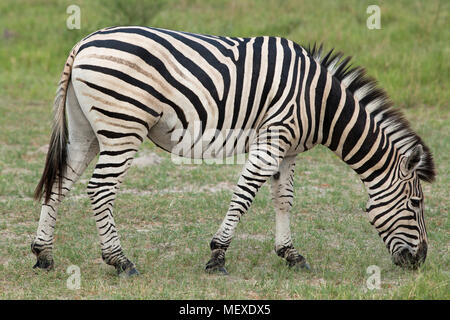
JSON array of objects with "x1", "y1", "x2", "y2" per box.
[{"x1": 404, "y1": 144, "x2": 424, "y2": 173}]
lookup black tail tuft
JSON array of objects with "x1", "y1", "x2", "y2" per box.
[{"x1": 34, "y1": 125, "x2": 68, "y2": 203}]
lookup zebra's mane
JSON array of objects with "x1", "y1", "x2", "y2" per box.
[{"x1": 306, "y1": 44, "x2": 435, "y2": 183}]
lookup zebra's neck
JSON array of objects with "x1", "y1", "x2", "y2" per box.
[
  {"x1": 319, "y1": 76, "x2": 398, "y2": 192},
  {"x1": 304, "y1": 45, "x2": 435, "y2": 191}
]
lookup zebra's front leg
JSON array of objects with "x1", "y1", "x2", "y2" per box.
[
  {"x1": 206, "y1": 137, "x2": 287, "y2": 275},
  {"x1": 270, "y1": 156, "x2": 310, "y2": 270}
]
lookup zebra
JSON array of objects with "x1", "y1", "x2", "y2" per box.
[{"x1": 32, "y1": 26, "x2": 435, "y2": 276}]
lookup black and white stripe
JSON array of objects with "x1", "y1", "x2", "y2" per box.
[{"x1": 32, "y1": 27, "x2": 435, "y2": 275}]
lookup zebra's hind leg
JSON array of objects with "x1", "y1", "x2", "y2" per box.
[
  {"x1": 86, "y1": 124, "x2": 151, "y2": 277},
  {"x1": 270, "y1": 156, "x2": 310, "y2": 271},
  {"x1": 87, "y1": 146, "x2": 142, "y2": 277},
  {"x1": 32, "y1": 82, "x2": 99, "y2": 270},
  {"x1": 71, "y1": 68, "x2": 163, "y2": 276},
  {"x1": 206, "y1": 133, "x2": 289, "y2": 275}
]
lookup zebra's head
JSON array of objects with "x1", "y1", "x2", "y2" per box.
[{"x1": 366, "y1": 144, "x2": 435, "y2": 269}]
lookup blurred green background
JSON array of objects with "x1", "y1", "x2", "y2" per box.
[{"x1": 1, "y1": 0, "x2": 448, "y2": 108}]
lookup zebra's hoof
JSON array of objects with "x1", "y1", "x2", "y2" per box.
[
  {"x1": 205, "y1": 258, "x2": 228, "y2": 275},
  {"x1": 31, "y1": 241, "x2": 54, "y2": 271},
  {"x1": 205, "y1": 264, "x2": 229, "y2": 275},
  {"x1": 205, "y1": 249, "x2": 228, "y2": 275},
  {"x1": 32, "y1": 256, "x2": 54, "y2": 271},
  {"x1": 291, "y1": 261, "x2": 311, "y2": 271},
  {"x1": 119, "y1": 267, "x2": 140, "y2": 277},
  {"x1": 116, "y1": 260, "x2": 139, "y2": 277},
  {"x1": 287, "y1": 256, "x2": 311, "y2": 271}
]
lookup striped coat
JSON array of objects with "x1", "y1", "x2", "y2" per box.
[{"x1": 32, "y1": 27, "x2": 435, "y2": 275}]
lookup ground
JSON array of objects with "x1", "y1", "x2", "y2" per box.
[{"x1": 0, "y1": 0, "x2": 448, "y2": 299}]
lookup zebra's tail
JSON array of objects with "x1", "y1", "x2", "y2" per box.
[{"x1": 34, "y1": 45, "x2": 79, "y2": 203}]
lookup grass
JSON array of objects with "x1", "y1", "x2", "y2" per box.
[{"x1": 0, "y1": 0, "x2": 448, "y2": 299}]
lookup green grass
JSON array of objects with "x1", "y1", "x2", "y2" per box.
[{"x1": 0, "y1": 0, "x2": 448, "y2": 299}]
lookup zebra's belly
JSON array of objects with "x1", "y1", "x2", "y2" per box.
[{"x1": 147, "y1": 111, "x2": 252, "y2": 160}]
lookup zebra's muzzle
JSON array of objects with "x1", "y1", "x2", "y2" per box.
[{"x1": 392, "y1": 241, "x2": 427, "y2": 269}]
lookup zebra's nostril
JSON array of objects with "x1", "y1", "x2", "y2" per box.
[
  {"x1": 399, "y1": 247, "x2": 414, "y2": 261},
  {"x1": 392, "y1": 246, "x2": 414, "y2": 268}
]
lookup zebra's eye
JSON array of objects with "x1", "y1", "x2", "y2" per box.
[{"x1": 410, "y1": 198, "x2": 421, "y2": 208}]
